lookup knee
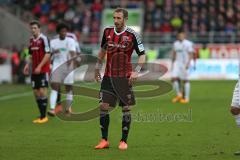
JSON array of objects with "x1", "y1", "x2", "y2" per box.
[
  {"x1": 34, "y1": 90, "x2": 44, "y2": 97},
  {"x1": 172, "y1": 78, "x2": 178, "y2": 82},
  {"x1": 99, "y1": 103, "x2": 111, "y2": 117},
  {"x1": 51, "y1": 83, "x2": 60, "y2": 91},
  {"x1": 39, "y1": 90, "x2": 47, "y2": 97},
  {"x1": 100, "y1": 103, "x2": 110, "y2": 111},
  {"x1": 230, "y1": 107, "x2": 240, "y2": 115},
  {"x1": 122, "y1": 106, "x2": 131, "y2": 112},
  {"x1": 65, "y1": 86, "x2": 73, "y2": 93},
  {"x1": 183, "y1": 80, "x2": 189, "y2": 83}
]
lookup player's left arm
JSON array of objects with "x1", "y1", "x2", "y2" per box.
[
  {"x1": 186, "y1": 52, "x2": 193, "y2": 69},
  {"x1": 68, "y1": 39, "x2": 77, "y2": 68},
  {"x1": 35, "y1": 38, "x2": 51, "y2": 74},
  {"x1": 186, "y1": 42, "x2": 195, "y2": 69},
  {"x1": 130, "y1": 33, "x2": 146, "y2": 84}
]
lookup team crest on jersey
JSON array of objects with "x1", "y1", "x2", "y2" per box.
[
  {"x1": 122, "y1": 36, "x2": 129, "y2": 42},
  {"x1": 36, "y1": 40, "x2": 41, "y2": 45}
]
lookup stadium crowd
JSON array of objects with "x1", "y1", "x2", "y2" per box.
[{"x1": 12, "y1": 0, "x2": 240, "y2": 41}]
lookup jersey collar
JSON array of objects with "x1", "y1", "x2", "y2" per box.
[
  {"x1": 114, "y1": 26, "x2": 127, "y2": 35},
  {"x1": 32, "y1": 33, "x2": 42, "y2": 41}
]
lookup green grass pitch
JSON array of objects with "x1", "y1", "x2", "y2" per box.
[{"x1": 0, "y1": 81, "x2": 240, "y2": 160}]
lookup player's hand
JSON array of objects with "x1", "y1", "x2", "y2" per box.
[
  {"x1": 95, "y1": 69, "x2": 101, "y2": 82},
  {"x1": 129, "y1": 71, "x2": 138, "y2": 85},
  {"x1": 34, "y1": 66, "x2": 41, "y2": 74},
  {"x1": 23, "y1": 64, "x2": 29, "y2": 75}
]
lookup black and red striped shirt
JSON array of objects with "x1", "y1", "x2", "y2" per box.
[
  {"x1": 29, "y1": 33, "x2": 50, "y2": 74},
  {"x1": 101, "y1": 26, "x2": 145, "y2": 77}
]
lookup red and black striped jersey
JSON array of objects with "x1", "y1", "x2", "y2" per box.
[
  {"x1": 101, "y1": 26, "x2": 145, "y2": 77},
  {"x1": 29, "y1": 33, "x2": 50, "y2": 74}
]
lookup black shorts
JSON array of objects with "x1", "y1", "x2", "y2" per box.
[
  {"x1": 99, "y1": 76, "x2": 135, "y2": 107},
  {"x1": 31, "y1": 73, "x2": 49, "y2": 89}
]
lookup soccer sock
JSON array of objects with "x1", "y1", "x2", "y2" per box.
[
  {"x1": 184, "y1": 82, "x2": 190, "y2": 100},
  {"x1": 36, "y1": 96, "x2": 48, "y2": 119},
  {"x1": 65, "y1": 91, "x2": 73, "y2": 111},
  {"x1": 50, "y1": 90, "x2": 58, "y2": 110},
  {"x1": 173, "y1": 80, "x2": 181, "y2": 96},
  {"x1": 235, "y1": 114, "x2": 240, "y2": 127},
  {"x1": 100, "y1": 110, "x2": 110, "y2": 141},
  {"x1": 121, "y1": 111, "x2": 131, "y2": 143}
]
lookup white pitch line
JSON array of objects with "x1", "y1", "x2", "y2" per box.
[{"x1": 0, "y1": 91, "x2": 32, "y2": 101}]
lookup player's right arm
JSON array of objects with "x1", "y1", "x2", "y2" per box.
[
  {"x1": 95, "y1": 29, "x2": 107, "y2": 82},
  {"x1": 171, "y1": 43, "x2": 176, "y2": 71},
  {"x1": 185, "y1": 41, "x2": 194, "y2": 70},
  {"x1": 67, "y1": 39, "x2": 77, "y2": 68},
  {"x1": 95, "y1": 49, "x2": 106, "y2": 82},
  {"x1": 23, "y1": 56, "x2": 31, "y2": 75}
]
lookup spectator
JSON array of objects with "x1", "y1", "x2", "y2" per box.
[
  {"x1": 199, "y1": 44, "x2": 210, "y2": 59},
  {"x1": 11, "y1": 51, "x2": 20, "y2": 83},
  {"x1": 160, "y1": 21, "x2": 172, "y2": 33},
  {"x1": 31, "y1": 2, "x2": 41, "y2": 18},
  {"x1": 170, "y1": 14, "x2": 183, "y2": 30},
  {"x1": 225, "y1": 22, "x2": 235, "y2": 33},
  {"x1": 64, "y1": 8, "x2": 75, "y2": 22},
  {"x1": 40, "y1": 0, "x2": 50, "y2": 15}
]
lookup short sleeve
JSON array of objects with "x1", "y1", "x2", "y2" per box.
[
  {"x1": 188, "y1": 42, "x2": 194, "y2": 53},
  {"x1": 69, "y1": 39, "x2": 76, "y2": 52},
  {"x1": 100, "y1": 28, "x2": 107, "y2": 50},
  {"x1": 50, "y1": 40, "x2": 54, "y2": 50},
  {"x1": 132, "y1": 32, "x2": 145, "y2": 55},
  {"x1": 75, "y1": 41, "x2": 81, "y2": 53},
  {"x1": 28, "y1": 39, "x2": 32, "y2": 55},
  {"x1": 28, "y1": 46, "x2": 32, "y2": 55},
  {"x1": 42, "y1": 35, "x2": 50, "y2": 53}
]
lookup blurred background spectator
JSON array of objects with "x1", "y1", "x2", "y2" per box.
[{"x1": 199, "y1": 43, "x2": 210, "y2": 59}]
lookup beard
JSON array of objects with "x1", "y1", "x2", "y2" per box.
[{"x1": 114, "y1": 23, "x2": 124, "y2": 30}]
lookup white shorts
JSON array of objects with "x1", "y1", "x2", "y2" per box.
[
  {"x1": 50, "y1": 64, "x2": 74, "y2": 85},
  {"x1": 171, "y1": 62, "x2": 189, "y2": 80},
  {"x1": 231, "y1": 82, "x2": 240, "y2": 107}
]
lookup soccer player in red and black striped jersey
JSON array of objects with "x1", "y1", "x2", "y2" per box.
[
  {"x1": 23, "y1": 20, "x2": 51, "y2": 124},
  {"x1": 94, "y1": 8, "x2": 146, "y2": 150}
]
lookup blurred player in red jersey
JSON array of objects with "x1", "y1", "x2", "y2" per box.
[
  {"x1": 94, "y1": 8, "x2": 146, "y2": 150},
  {"x1": 23, "y1": 20, "x2": 51, "y2": 124}
]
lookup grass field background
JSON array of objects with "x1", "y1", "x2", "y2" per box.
[{"x1": 0, "y1": 81, "x2": 240, "y2": 160}]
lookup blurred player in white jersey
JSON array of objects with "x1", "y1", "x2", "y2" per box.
[
  {"x1": 54, "y1": 31, "x2": 81, "y2": 107},
  {"x1": 171, "y1": 30, "x2": 194, "y2": 104},
  {"x1": 230, "y1": 56, "x2": 240, "y2": 155},
  {"x1": 48, "y1": 23, "x2": 76, "y2": 116},
  {"x1": 230, "y1": 54, "x2": 240, "y2": 156}
]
